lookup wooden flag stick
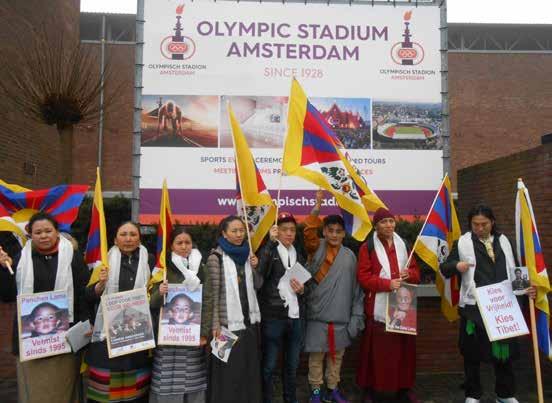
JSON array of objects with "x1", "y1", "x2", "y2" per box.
[{"x1": 528, "y1": 297, "x2": 544, "y2": 403}]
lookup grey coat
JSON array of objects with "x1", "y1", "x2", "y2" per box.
[
  {"x1": 304, "y1": 239, "x2": 365, "y2": 352},
  {"x1": 206, "y1": 246, "x2": 263, "y2": 332}
]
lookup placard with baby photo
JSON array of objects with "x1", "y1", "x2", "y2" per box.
[
  {"x1": 386, "y1": 283, "x2": 418, "y2": 336},
  {"x1": 17, "y1": 290, "x2": 72, "y2": 362},
  {"x1": 158, "y1": 284, "x2": 202, "y2": 346}
]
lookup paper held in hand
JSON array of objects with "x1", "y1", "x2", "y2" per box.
[
  {"x1": 385, "y1": 283, "x2": 418, "y2": 336},
  {"x1": 281, "y1": 262, "x2": 312, "y2": 285},
  {"x1": 474, "y1": 280, "x2": 529, "y2": 342},
  {"x1": 101, "y1": 288, "x2": 156, "y2": 358},
  {"x1": 210, "y1": 327, "x2": 238, "y2": 363}
]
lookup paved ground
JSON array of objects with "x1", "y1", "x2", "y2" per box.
[{"x1": 1, "y1": 364, "x2": 551, "y2": 403}]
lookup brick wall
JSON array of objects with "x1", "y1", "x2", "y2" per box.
[
  {"x1": 449, "y1": 52, "x2": 552, "y2": 189},
  {"x1": 457, "y1": 142, "x2": 552, "y2": 271},
  {"x1": 73, "y1": 43, "x2": 135, "y2": 191}
]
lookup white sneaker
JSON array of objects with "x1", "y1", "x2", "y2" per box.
[
  {"x1": 496, "y1": 398, "x2": 519, "y2": 403},
  {"x1": 465, "y1": 398, "x2": 480, "y2": 403}
]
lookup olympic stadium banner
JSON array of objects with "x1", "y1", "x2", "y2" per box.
[{"x1": 140, "y1": 0, "x2": 443, "y2": 223}]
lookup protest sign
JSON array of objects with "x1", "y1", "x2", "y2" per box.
[
  {"x1": 17, "y1": 290, "x2": 71, "y2": 362},
  {"x1": 475, "y1": 280, "x2": 529, "y2": 341},
  {"x1": 386, "y1": 283, "x2": 417, "y2": 335},
  {"x1": 101, "y1": 288, "x2": 156, "y2": 358},
  {"x1": 158, "y1": 284, "x2": 202, "y2": 346}
]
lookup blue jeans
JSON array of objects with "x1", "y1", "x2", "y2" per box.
[{"x1": 261, "y1": 318, "x2": 304, "y2": 403}]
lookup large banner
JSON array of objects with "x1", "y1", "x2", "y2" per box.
[{"x1": 140, "y1": 0, "x2": 443, "y2": 223}]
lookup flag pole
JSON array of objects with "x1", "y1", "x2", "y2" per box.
[
  {"x1": 275, "y1": 77, "x2": 295, "y2": 226},
  {"x1": 529, "y1": 297, "x2": 544, "y2": 403},
  {"x1": 403, "y1": 174, "x2": 448, "y2": 270},
  {"x1": 227, "y1": 102, "x2": 254, "y2": 253}
]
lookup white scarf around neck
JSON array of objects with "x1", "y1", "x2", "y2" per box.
[
  {"x1": 171, "y1": 249, "x2": 202, "y2": 291},
  {"x1": 373, "y1": 232, "x2": 408, "y2": 323},
  {"x1": 222, "y1": 253, "x2": 261, "y2": 331},
  {"x1": 16, "y1": 236, "x2": 75, "y2": 321},
  {"x1": 91, "y1": 245, "x2": 151, "y2": 342},
  {"x1": 457, "y1": 232, "x2": 515, "y2": 307},
  {"x1": 276, "y1": 242, "x2": 299, "y2": 319}
]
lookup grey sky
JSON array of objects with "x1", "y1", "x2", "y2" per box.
[{"x1": 81, "y1": 0, "x2": 552, "y2": 24}]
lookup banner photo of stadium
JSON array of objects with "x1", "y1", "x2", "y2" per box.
[{"x1": 140, "y1": 0, "x2": 443, "y2": 223}]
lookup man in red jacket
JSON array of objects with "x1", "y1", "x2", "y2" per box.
[{"x1": 356, "y1": 208, "x2": 420, "y2": 403}]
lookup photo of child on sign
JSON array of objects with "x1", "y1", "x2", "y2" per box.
[{"x1": 158, "y1": 284, "x2": 202, "y2": 346}]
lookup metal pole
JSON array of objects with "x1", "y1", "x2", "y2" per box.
[
  {"x1": 132, "y1": 0, "x2": 145, "y2": 222},
  {"x1": 98, "y1": 14, "x2": 106, "y2": 170},
  {"x1": 440, "y1": 0, "x2": 450, "y2": 177}
]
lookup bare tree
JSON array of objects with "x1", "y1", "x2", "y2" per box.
[{"x1": 0, "y1": 9, "x2": 121, "y2": 183}]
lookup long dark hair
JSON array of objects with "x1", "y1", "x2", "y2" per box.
[{"x1": 467, "y1": 204, "x2": 497, "y2": 234}]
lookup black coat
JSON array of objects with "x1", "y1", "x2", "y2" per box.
[
  {"x1": 440, "y1": 232, "x2": 522, "y2": 362},
  {"x1": 0, "y1": 247, "x2": 90, "y2": 354},
  {"x1": 256, "y1": 239, "x2": 307, "y2": 320},
  {"x1": 85, "y1": 248, "x2": 155, "y2": 370}
]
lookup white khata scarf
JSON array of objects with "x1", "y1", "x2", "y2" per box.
[
  {"x1": 91, "y1": 245, "x2": 150, "y2": 342},
  {"x1": 17, "y1": 236, "x2": 75, "y2": 321},
  {"x1": 171, "y1": 249, "x2": 202, "y2": 291},
  {"x1": 373, "y1": 232, "x2": 408, "y2": 323},
  {"x1": 457, "y1": 232, "x2": 515, "y2": 307},
  {"x1": 223, "y1": 253, "x2": 261, "y2": 331},
  {"x1": 276, "y1": 242, "x2": 299, "y2": 319}
]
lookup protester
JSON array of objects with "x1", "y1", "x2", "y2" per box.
[
  {"x1": 0, "y1": 211, "x2": 90, "y2": 403},
  {"x1": 149, "y1": 226, "x2": 212, "y2": 403},
  {"x1": 440, "y1": 204, "x2": 536, "y2": 403},
  {"x1": 256, "y1": 212, "x2": 307, "y2": 403},
  {"x1": 356, "y1": 207, "x2": 420, "y2": 403},
  {"x1": 303, "y1": 190, "x2": 365, "y2": 403},
  {"x1": 85, "y1": 221, "x2": 155, "y2": 403},
  {"x1": 206, "y1": 215, "x2": 262, "y2": 403}
]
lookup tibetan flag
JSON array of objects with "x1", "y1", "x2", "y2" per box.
[
  {"x1": 0, "y1": 180, "x2": 30, "y2": 242},
  {"x1": 413, "y1": 175, "x2": 461, "y2": 321},
  {"x1": 149, "y1": 179, "x2": 173, "y2": 289},
  {"x1": 283, "y1": 78, "x2": 382, "y2": 240},
  {"x1": 0, "y1": 181, "x2": 88, "y2": 234},
  {"x1": 228, "y1": 103, "x2": 276, "y2": 252},
  {"x1": 85, "y1": 168, "x2": 109, "y2": 285},
  {"x1": 515, "y1": 179, "x2": 551, "y2": 360}
]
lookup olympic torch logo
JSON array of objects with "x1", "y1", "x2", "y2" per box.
[
  {"x1": 390, "y1": 11, "x2": 424, "y2": 66},
  {"x1": 160, "y1": 4, "x2": 196, "y2": 60}
]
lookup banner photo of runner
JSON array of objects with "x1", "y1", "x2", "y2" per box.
[
  {"x1": 158, "y1": 284, "x2": 202, "y2": 346},
  {"x1": 140, "y1": 1, "x2": 443, "y2": 223},
  {"x1": 17, "y1": 290, "x2": 72, "y2": 362},
  {"x1": 101, "y1": 288, "x2": 156, "y2": 358}
]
